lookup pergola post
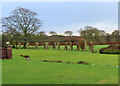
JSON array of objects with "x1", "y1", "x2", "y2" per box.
[
  {"x1": 76, "y1": 42, "x2": 80, "y2": 50},
  {"x1": 44, "y1": 42, "x2": 49, "y2": 50},
  {"x1": 65, "y1": 42, "x2": 68, "y2": 50},
  {"x1": 18, "y1": 43, "x2": 21, "y2": 49},
  {"x1": 89, "y1": 41, "x2": 94, "y2": 52},
  {"x1": 58, "y1": 42, "x2": 60, "y2": 50},
  {"x1": 26, "y1": 42, "x2": 29, "y2": 49},
  {"x1": 35, "y1": 42, "x2": 39, "y2": 49},
  {"x1": 69, "y1": 42, "x2": 73, "y2": 51},
  {"x1": 53, "y1": 42, "x2": 56, "y2": 49}
]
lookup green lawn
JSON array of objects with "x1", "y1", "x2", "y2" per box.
[{"x1": 2, "y1": 45, "x2": 118, "y2": 84}]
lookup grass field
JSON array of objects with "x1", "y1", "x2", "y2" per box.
[{"x1": 2, "y1": 45, "x2": 118, "y2": 84}]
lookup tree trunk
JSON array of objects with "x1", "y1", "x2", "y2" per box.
[
  {"x1": 26, "y1": 42, "x2": 30, "y2": 49},
  {"x1": 76, "y1": 42, "x2": 80, "y2": 50},
  {"x1": 15, "y1": 42, "x2": 18, "y2": 49},
  {"x1": 23, "y1": 36, "x2": 27, "y2": 48},
  {"x1": 23, "y1": 42, "x2": 26, "y2": 48}
]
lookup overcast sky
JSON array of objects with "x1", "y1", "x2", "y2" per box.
[{"x1": 2, "y1": 2, "x2": 118, "y2": 35}]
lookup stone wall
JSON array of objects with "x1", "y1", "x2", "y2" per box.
[{"x1": 0, "y1": 47, "x2": 12, "y2": 59}]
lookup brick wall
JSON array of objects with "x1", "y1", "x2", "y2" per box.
[{"x1": 0, "y1": 47, "x2": 12, "y2": 59}]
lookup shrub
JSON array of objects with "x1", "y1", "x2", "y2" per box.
[
  {"x1": 103, "y1": 49, "x2": 119, "y2": 54},
  {"x1": 99, "y1": 44, "x2": 120, "y2": 54}
]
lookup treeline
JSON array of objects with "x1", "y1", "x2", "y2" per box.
[
  {"x1": 2, "y1": 26, "x2": 120, "y2": 45},
  {"x1": 78, "y1": 26, "x2": 120, "y2": 43}
]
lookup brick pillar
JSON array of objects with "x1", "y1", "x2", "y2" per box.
[
  {"x1": 18, "y1": 43, "x2": 21, "y2": 49},
  {"x1": 76, "y1": 42, "x2": 80, "y2": 50},
  {"x1": 47, "y1": 42, "x2": 49, "y2": 49},
  {"x1": 45, "y1": 42, "x2": 49, "y2": 49},
  {"x1": 0, "y1": 47, "x2": 12, "y2": 59},
  {"x1": 35, "y1": 42, "x2": 39, "y2": 49},
  {"x1": 53, "y1": 42, "x2": 56, "y2": 49},
  {"x1": 89, "y1": 41, "x2": 94, "y2": 52},
  {"x1": 44, "y1": 42, "x2": 45, "y2": 49},
  {"x1": 26, "y1": 42, "x2": 29, "y2": 49},
  {"x1": 7, "y1": 47, "x2": 12, "y2": 59},
  {"x1": 58, "y1": 42, "x2": 60, "y2": 50},
  {"x1": 69, "y1": 42, "x2": 73, "y2": 51},
  {"x1": 65, "y1": 42, "x2": 68, "y2": 50}
]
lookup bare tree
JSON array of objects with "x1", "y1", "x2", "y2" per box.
[{"x1": 2, "y1": 7, "x2": 43, "y2": 48}]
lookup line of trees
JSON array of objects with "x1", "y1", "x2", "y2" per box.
[
  {"x1": 77, "y1": 26, "x2": 120, "y2": 43},
  {"x1": 2, "y1": 27, "x2": 120, "y2": 43},
  {"x1": 1, "y1": 7, "x2": 120, "y2": 48}
]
